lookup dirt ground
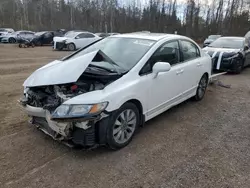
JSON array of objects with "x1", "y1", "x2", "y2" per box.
[{"x1": 1, "y1": 44, "x2": 250, "y2": 188}]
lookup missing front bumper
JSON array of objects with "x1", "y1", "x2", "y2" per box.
[{"x1": 21, "y1": 104, "x2": 100, "y2": 147}]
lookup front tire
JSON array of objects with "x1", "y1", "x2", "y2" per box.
[
  {"x1": 67, "y1": 43, "x2": 76, "y2": 51},
  {"x1": 106, "y1": 103, "x2": 140, "y2": 150},
  {"x1": 234, "y1": 60, "x2": 244, "y2": 74},
  {"x1": 193, "y1": 74, "x2": 208, "y2": 101},
  {"x1": 9, "y1": 38, "x2": 16, "y2": 43}
]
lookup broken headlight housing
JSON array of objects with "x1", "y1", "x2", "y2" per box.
[{"x1": 51, "y1": 102, "x2": 108, "y2": 119}]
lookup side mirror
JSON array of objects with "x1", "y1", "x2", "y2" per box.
[
  {"x1": 244, "y1": 45, "x2": 249, "y2": 51},
  {"x1": 75, "y1": 36, "x2": 80, "y2": 39},
  {"x1": 152, "y1": 62, "x2": 171, "y2": 78}
]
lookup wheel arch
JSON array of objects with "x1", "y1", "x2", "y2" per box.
[
  {"x1": 9, "y1": 37, "x2": 16, "y2": 43},
  {"x1": 121, "y1": 99, "x2": 145, "y2": 126}
]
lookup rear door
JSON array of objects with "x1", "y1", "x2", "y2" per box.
[
  {"x1": 179, "y1": 40, "x2": 204, "y2": 96},
  {"x1": 244, "y1": 39, "x2": 250, "y2": 66},
  {"x1": 43, "y1": 32, "x2": 53, "y2": 44}
]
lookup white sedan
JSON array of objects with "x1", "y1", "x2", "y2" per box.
[
  {"x1": 20, "y1": 33, "x2": 212, "y2": 150},
  {"x1": 53, "y1": 31, "x2": 101, "y2": 51}
]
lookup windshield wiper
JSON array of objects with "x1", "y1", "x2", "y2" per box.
[{"x1": 88, "y1": 64, "x2": 118, "y2": 73}]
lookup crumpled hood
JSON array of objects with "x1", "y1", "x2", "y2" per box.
[
  {"x1": 23, "y1": 50, "x2": 98, "y2": 87},
  {"x1": 53, "y1": 36, "x2": 70, "y2": 42}
]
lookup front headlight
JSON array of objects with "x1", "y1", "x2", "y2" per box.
[
  {"x1": 51, "y1": 102, "x2": 108, "y2": 119},
  {"x1": 223, "y1": 54, "x2": 239, "y2": 61}
]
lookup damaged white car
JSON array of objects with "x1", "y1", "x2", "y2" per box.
[
  {"x1": 53, "y1": 31, "x2": 100, "y2": 51},
  {"x1": 20, "y1": 33, "x2": 212, "y2": 150}
]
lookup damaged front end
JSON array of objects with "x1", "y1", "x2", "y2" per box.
[
  {"x1": 20, "y1": 50, "x2": 123, "y2": 148},
  {"x1": 20, "y1": 80, "x2": 110, "y2": 147}
]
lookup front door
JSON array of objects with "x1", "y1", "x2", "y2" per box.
[{"x1": 140, "y1": 40, "x2": 186, "y2": 119}]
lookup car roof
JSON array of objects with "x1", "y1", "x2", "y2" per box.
[
  {"x1": 218, "y1": 36, "x2": 244, "y2": 40},
  {"x1": 74, "y1": 31, "x2": 94, "y2": 35},
  {"x1": 111, "y1": 32, "x2": 186, "y2": 41}
]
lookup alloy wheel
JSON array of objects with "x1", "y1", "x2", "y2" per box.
[
  {"x1": 113, "y1": 109, "x2": 137, "y2": 144},
  {"x1": 197, "y1": 76, "x2": 208, "y2": 99}
]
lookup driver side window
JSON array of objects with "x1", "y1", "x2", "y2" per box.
[{"x1": 140, "y1": 40, "x2": 180, "y2": 75}]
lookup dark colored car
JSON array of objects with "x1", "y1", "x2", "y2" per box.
[
  {"x1": 203, "y1": 37, "x2": 250, "y2": 73},
  {"x1": 32, "y1": 31, "x2": 54, "y2": 46},
  {"x1": 203, "y1": 35, "x2": 222, "y2": 47},
  {"x1": 16, "y1": 32, "x2": 35, "y2": 43},
  {"x1": 53, "y1": 29, "x2": 67, "y2": 37}
]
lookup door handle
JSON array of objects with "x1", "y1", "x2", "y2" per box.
[
  {"x1": 176, "y1": 69, "x2": 184, "y2": 75},
  {"x1": 197, "y1": 63, "x2": 202, "y2": 67}
]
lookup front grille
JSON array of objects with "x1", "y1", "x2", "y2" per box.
[{"x1": 56, "y1": 42, "x2": 65, "y2": 50}]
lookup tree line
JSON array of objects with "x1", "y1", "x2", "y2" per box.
[{"x1": 0, "y1": 0, "x2": 250, "y2": 40}]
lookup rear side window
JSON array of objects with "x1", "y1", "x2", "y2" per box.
[
  {"x1": 77, "y1": 33, "x2": 95, "y2": 38},
  {"x1": 83, "y1": 33, "x2": 95, "y2": 38},
  {"x1": 180, "y1": 40, "x2": 200, "y2": 61},
  {"x1": 44, "y1": 32, "x2": 52, "y2": 37}
]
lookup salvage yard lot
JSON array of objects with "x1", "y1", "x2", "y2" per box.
[{"x1": 1, "y1": 44, "x2": 250, "y2": 188}]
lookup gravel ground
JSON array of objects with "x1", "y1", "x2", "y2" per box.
[{"x1": 1, "y1": 44, "x2": 250, "y2": 188}]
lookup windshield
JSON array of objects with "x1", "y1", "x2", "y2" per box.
[
  {"x1": 67, "y1": 37, "x2": 155, "y2": 71},
  {"x1": 35, "y1": 32, "x2": 46, "y2": 36},
  {"x1": 64, "y1": 32, "x2": 77, "y2": 38},
  {"x1": 208, "y1": 35, "x2": 220, "y2": 40},
  {"x1": 208, "y1": 38, "x2": 244, "y2": 49}
]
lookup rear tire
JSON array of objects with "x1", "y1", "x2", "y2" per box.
[
  {"x1": 67, "y1": 43, "x2": 76, "y2": 51},
  {"x1": 36, "y1": 41, "x2": 42, "y2": 46},
  {"x1": 193, "y1": 74, "x2": 208, "y2": 101},
  {"x1": 106, "y1": 103, "x2": 140, "y2": 150}
]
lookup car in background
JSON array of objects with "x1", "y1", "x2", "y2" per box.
[
  {"x1": 95, "y1": 33, "x2": 120, "y2": 38},
  {"x1": 64, "y1": 30, "x2": 84, "y2": 36},
  {"x1": 109, "y1": 33, "x2": 120, "y2": 36},
  {"x1": 51, "y1": 30, "x2": 85, "y2": 47},
  {"x1": 32, "y1": 31, "x2": 55, "y2": 46},
  {"x1": 244, "y1": 31, "x2": 250, "y2": 47},
  {"x1": 202, "y1": 36, "x2": 250, "y2": 74},
  {"x1": 95, "y1": 32, "x2": 110, "y2": 38},
  {"x1": 53, "y1": 29, "x2": 67, "y2": 37},
  {"x1": 203, "y1": 35, "x2": 222, "y2": 47},
  {"x1": 53, "y1": 31, "x2": 101, "y2": 51},
  {"x1": 0, "y1": 28, "x2": 14, "y2": 41},
  {"x1": 20, "y1": 33, "x2": 211, "y2": 150},
  {"x1": 1, "y1": 30, "x2": 34, "y2": 43}
]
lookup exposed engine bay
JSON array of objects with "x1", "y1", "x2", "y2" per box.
[{"x1": 21, "y1": 72, "x2": 118, "y2": 111}]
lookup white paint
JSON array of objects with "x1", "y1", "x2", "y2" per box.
[
  {"x1": 23, "y1": 50, "x2": 99, "y2": 87},
  {"x1": 53, "y1": 32, "x2": 101, "y2": 50},
  {"x1": 23, "y1": 34, "x2": 212, "y2": 124},
  {"x1": 216, "y1": 52, "x2": 224, "y2": 70},
  {"x1": 212, "y1": 51, "x2": 217, "y2": 58},
  {"x1": 53, "y1": 34, "x2": 212, "y2": 121}
]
